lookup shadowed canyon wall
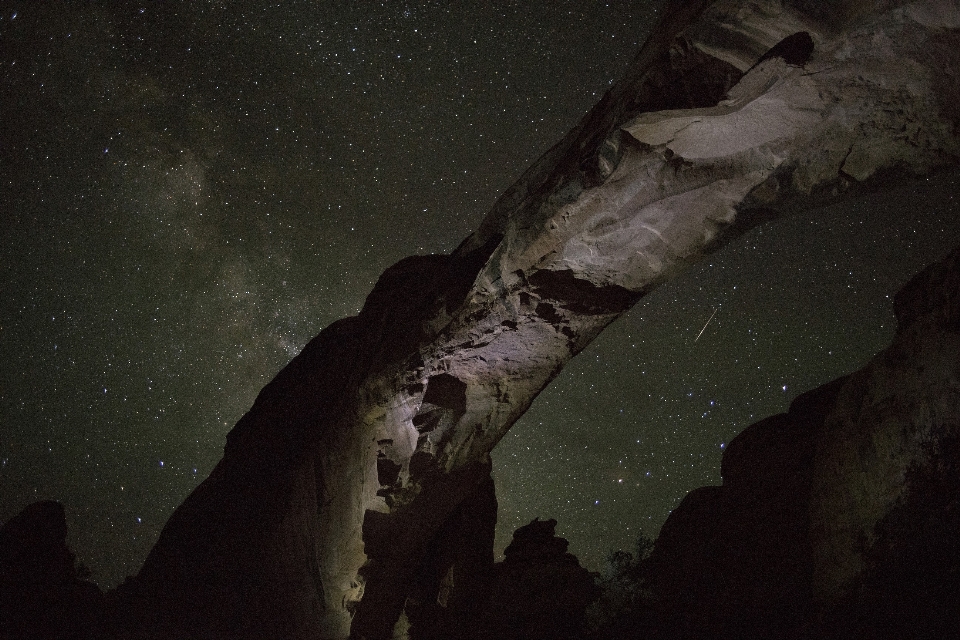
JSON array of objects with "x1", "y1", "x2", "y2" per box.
[{"x1": 95, "y1": 1, "x2": 960, "y2": 638}]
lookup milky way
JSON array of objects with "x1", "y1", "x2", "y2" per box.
[{"x1": 2, "y1": 1, "x2": 958, "y2": 587}]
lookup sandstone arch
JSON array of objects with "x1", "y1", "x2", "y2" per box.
[{"x1": 130, "y1": 1, "x2": 960, "y2": 638}]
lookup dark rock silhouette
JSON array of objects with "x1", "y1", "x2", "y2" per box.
[
  {"x1": 634, "y1": 244, "x2": 960, "y2": 640},
  {"x1": 397, "y1": 514, "x2": 598, "y2": 640},
  {"x1": 820, "y1": 436, "x2": 960, "y2": 639},
  {"x1": 640, "y1": 380, "x2": 840, "y2": 639},
  {"x1": 0, "y1": 501, "x2": 105, "y2": 640},
  {"x1": 476, "y1": 518, "x2": 600, "y2": 640}
]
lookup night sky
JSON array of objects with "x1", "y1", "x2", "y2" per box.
[{"x1": 2, "y1": 1, "x2": 958, "y2": 589}]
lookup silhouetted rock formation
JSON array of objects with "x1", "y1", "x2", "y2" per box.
[
  {"x1": 641, "y1": 381, "x2": 840, "y2": 639},
  {"x1": 0, "y1": 501, "x2": 105, "y2": 640},
  {"x1": 476, "y1": 518, "x2": 599, "y2": 640},
  {"x1": 397, "y1": 512, "x2": 600, "y2": 640},
  {"x1": 396, "y1": 515, "x2": 598, "y2": 640},
  {"x1": 636, "y1": 244, "x2": 960, "y2": 640}
]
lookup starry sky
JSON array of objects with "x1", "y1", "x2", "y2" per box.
[{"x1": 1, "y1": 1, "x2": 958, "y2": 588}]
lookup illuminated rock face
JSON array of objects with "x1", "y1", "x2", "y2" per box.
[{"x1": 132, "y1": 1, "x2": 960, "y2": 638}]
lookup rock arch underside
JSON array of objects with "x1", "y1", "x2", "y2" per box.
[{"x1": 121, "y1": 1, "x2": 960, "y2": 638}]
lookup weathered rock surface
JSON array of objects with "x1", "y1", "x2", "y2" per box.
[
  {"x1": 638, "y1": 244, "x2": 960, "y2": 640},
  {"x1": 121, "y1": 1, "x2": 960, "y2": 638},
  {"x1": 0, "y1": 500, "x2": 105, "y2": 640}
]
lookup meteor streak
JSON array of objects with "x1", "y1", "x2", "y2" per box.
[{"x1": 695, "y1": 307, "x2": 718, "y2": 342}]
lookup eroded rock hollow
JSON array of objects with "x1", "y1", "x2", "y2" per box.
[{"x1": 125, "y1": 1, "x2": 960, "y2": 638}]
